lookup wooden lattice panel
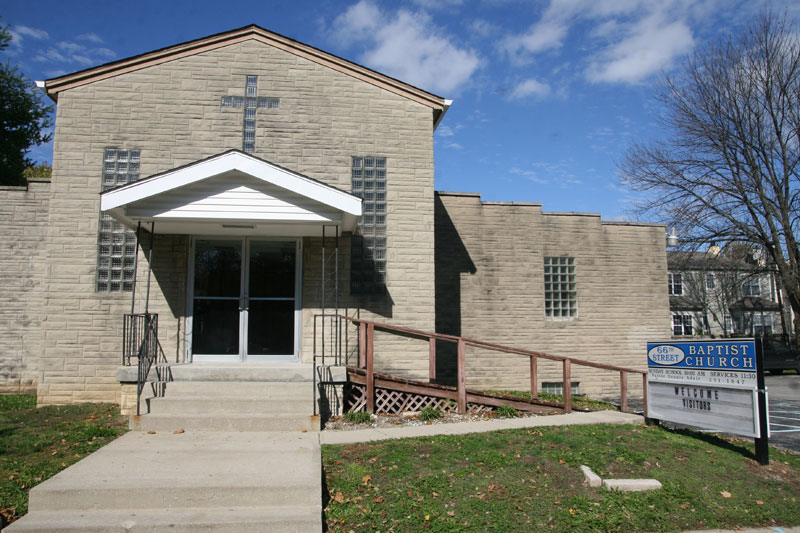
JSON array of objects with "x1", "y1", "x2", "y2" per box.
[{"x1": 344, "y1": 383, "x2": 494, "y2": 415}]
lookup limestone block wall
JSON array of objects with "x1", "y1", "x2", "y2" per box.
[
  {"x1": 435, "y1": 192, "x2": 671, "y2": 397},
  {"x1": 37, "y1": 37, "x2": 435, "y2": 404},
  {"x1": 0, "y1": 179, "x2": 50, "y2": 393}
]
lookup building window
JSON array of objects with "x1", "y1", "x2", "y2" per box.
[
  {"x1": 672, "y1": 312, "x2": 693, "y2": 336},
  {"x1": 544, "y1": 257, "x2": 577, "y2": 318},
  {"x1": 668, "y1": 272, "x2": 683, "y2": 296},
  {"x1": 705, "y1": 273, "x2": 715, "y2": 290},
  {"x1": 541, "y1": 381, "x2": 580, "y2": 396},
  {"x1": 754, "y1": 314, "x2": 773, "y2": 335},
  {"x1": 723, "y1": 314, "x2": 735, "y2": 335},
  {"x1": 97, "y1": 148, "x2": 141, "y2": 292},
  {"x1": 741, "y1": 276, "x2": 761, "y2": 297},
  {"x1": 351, "y1": 156, "x2": 387, "y2": 294}
]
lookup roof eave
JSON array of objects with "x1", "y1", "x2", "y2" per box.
[{"x1": 41, "y1": 24, "x2": 447, "y2": 113}]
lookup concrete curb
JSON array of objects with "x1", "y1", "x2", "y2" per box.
[
  {"x1": 320, "y1": 410, "x2": 643, "y2": 445},
  {"x1": 580, "y1": 464, "x2": 662, "y2": 492}
]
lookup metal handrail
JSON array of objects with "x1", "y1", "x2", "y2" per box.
[
  {"x1": 123, "y1": 313, "x2": 168, "y2": 415},
  {"x1": 312, "y1": 313, "x2": 346, "y2": 416}
]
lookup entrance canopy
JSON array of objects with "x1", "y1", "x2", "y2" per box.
[{"x1": 100, "y1": 150, "x2": 362, "y2": 236}]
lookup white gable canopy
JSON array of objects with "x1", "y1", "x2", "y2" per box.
[{"x1": 101, "y1": 150, "x2": 362, "y2": 236}]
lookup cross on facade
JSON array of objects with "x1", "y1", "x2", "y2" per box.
[{"x1": 221, "y1": 75, "x2": 279, "y2": 153}]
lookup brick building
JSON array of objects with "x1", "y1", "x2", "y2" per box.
[{"x1": 0, "y1": 25, "x2": 670, "y2": 409}]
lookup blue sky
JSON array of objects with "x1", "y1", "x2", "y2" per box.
[{"x1": 2, "y1": 0, "x2": 795, "y2": 220}]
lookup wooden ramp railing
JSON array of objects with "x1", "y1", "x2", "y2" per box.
[{"x1": 343, "y1": 317, "x2": 648, "y2": 416}]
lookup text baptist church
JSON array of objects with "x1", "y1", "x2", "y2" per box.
[{"x1": 0, "y1": 24, "x2": 670, "y2": 410}]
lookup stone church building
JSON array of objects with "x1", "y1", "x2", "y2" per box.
[{"x1": 0, "y1": 25, "x2": 670, "y2": 410}]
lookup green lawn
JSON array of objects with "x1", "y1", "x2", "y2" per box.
[
  {"x1": 0, "y1": 394, "x2": 129, "y2": 527},
  {"x1": 323, "y1": 424, "x2": 800, "y2": 532},
  {"x1": 482, "y1": 390, "x2": 619, "y2": 411}
]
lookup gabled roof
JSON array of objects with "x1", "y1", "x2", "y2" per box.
[
  {"x1": 101, "y1": 150, "x2": 362, "y2": 235},
  {"x1": 38, "y1": 24, "x2": 450, "y2": 124},
  {"x1": 667, "y1": 251, "x2": 763, "y2": 271}
]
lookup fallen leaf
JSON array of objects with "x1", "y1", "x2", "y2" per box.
[
  {"x1": 173, "y1": 429, "x2": 184, "y2": 434},
  {"x1": 721, "y1": 491, "x2": 731, "y2": 498},
  {"x1": 447, "y1": 511, "x2": 455, "y2": 517},
  {"x1": 558, "y1": 459, "x2": 566, "y2": 464},
  {"x1": 756, "y1": 500, "x2": 765, "y2": 505},
  {"x1": 425, "y1": 515, "x2": 430, "y2": 521},
  {"x1": 373, "y1": 496, "x2": 383, "y2": 503},
  {"x1": 362, "y1": 474, "x2": 372, "y2": 485},
  {"x1": 147, "y1": 430, "x2": 156, "y2": 434},
  {"x1": 333, "y1": 492, "x2": 345, "y2": 504}
]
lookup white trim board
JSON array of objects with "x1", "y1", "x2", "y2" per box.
[{"x1": 101, "y1": 151, "x2": 362, "y2": 234}]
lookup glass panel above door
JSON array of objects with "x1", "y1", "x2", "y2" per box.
[
  {"x1": 248, "y1": 241, "x2": 296, "y2": 298},
  {"x1": 194, "y1": 240, "x2": 242, "y2": 297}
]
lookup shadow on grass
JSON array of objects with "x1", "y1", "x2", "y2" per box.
[
  {"x1": 669, "y1": 425, "x2": 757, "y2": 461},
  {"x1": 320, "y1": 463, "x2": 331, "y2": 532}
]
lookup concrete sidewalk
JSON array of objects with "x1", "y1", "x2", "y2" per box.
[
  {"x1": 320, "y1": 409, "x2": 643, "y2": 444},
  {"x1": 684, "y1": 526, "x2": 800, "y2": 533}
]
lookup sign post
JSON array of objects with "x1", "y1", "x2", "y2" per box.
[
  {"x1": 646, "y1": 338, "x2": 769, "y2": 465},
  {"x1": 754, "y1": 338, "x2": 770, "y2": 465}
]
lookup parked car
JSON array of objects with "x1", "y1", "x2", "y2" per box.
[{"x1": 760, "y1": 336, "x2": 800, "y2": 374}]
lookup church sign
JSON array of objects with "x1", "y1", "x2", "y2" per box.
[{"x1": 646, "y1": 339, "x2": 767, "y2": 440}]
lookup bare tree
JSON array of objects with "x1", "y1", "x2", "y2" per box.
[{"x1": 620, "y1": 12, "x2": 800, "y2": 341}]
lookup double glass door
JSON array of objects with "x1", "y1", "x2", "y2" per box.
[{"x1": 191, "y1": 238, "x2": 299, "y2": 362}]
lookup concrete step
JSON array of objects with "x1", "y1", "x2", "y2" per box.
[
  {"x1": 168, "y1": 364, "x2": 320, "y2": 382},
  {"x1": 163, "y1": 381, "x2": 312, "y2": 399},
  {"x1": 147, "y1": 396, "x2": 312, "y2": 416},
  {"x1": 4, "y1": 505, "x2": 321, "y2": 532},
  {"x1": 130, "y1": 413, "x2": 320, "y2": 432},
  {"x1": 27, "y1": 432, "x2": 321, "y2": 512}
]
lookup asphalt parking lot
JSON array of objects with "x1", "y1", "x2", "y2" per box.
[{"x1": 765, "y1": 372, "x2": 800, "y2": 453}]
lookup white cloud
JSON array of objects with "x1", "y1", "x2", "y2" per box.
[
  {"x1": 509, "y1": 166, "x2": 549, "y2": 185},
  {"x1": 13, "y1": 25, "x2": 50, "y2": 40},
  {"x1": 34, "y1": 41, "x2": 116, "y2": 68},
  {"x1": 508, "y1": 78, "x2": 551, "y2": 100},
  {"x1": 331, "y1": 1, "x2": 480, "y2": 94},
  {"x1": 586, "y1": 13, "x2": 694, "y2": 84},
  {"x1": 330, "y1": 0, "x2": 382, "y2": 41},
  {"x1": 77, "y1": 33, "x2": 104, "y2": 44},
  {"x1": 7, "y1": 24, "x2": 50, "y2": 54},
  {"x1": 500, "y1": 0, "x2": 699, "y2": 84},
  {"x1": 411, "y1": 0, "x2": 463, "y2": 10},
  {"x1": 436, "y1": 125, "x2": 455, "y2": 137}
]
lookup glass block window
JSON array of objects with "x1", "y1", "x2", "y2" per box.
[
  {"x1": 351, "y1": 156, "x2": 387, "y2": 294},
  {"x1": 668, "y1": 272, "x2": 683, "y2": 296},
  {"x1": 672, "y1": 312, "x2": 693, "y2": 336},
  {"x1": 541, "y1": 381, "x2": 580, "y2": 395},
  {"x1": 544, "y1": 257, "x2": 577, "y2": 318},
  {"x1": 97, "y1": 148, "x2": 141, "y2": 293}
]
